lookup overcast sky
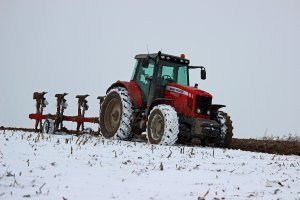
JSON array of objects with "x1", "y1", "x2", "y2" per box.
[{"x1": 1, "y1": 0, "x2": 299, "y2": 138}]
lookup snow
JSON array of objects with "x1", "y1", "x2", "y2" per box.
[{"x1": 0, "y1": 131, "x2": 300, "y2": 200}]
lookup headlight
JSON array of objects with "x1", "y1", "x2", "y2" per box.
[
  {"x1": 196, "y1": 108, "x2": 201, "y2": 114},
  {"x1": 207, "y1": 110, "x2": 211, "y2": 115}
]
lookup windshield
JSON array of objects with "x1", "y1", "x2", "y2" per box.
[{"x1": 159, "y1": 60, "x2": 188, "y2": 86}]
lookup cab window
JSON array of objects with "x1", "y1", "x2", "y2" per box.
[{"x1": 132, "y1": 60, "x2": 155, "y2": 102}]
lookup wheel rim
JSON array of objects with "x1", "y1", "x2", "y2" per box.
[
  {"x1": 150, "y1": 114, "x2": 164, "y2": 141},
  {"x1": 104, "y1": 98, "x2": 122, "y2": 134}
]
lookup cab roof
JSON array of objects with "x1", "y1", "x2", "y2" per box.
[{"x1": 135, "y1": 52, "x2": 190, "y2": 65}]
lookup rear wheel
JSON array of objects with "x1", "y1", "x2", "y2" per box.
[
  {"x1": 147, "y1": 105, "x2": 179, "y2": 145},
  {"x1": 100, "y1": 87, "x2": 133, "y2": 140},
  {"x1": 42, "y1": 119, "x2": 56, "y2": 134},
  {"x1": 215, "y1": 111, "x2": 233, "y2": 147}
]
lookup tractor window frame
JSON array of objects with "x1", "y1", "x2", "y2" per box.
[{"x1": 130, "y1": 60, "x2": 139, "y2": 80}]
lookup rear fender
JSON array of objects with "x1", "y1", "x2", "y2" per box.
[
  {"x1": 107, "y1": 80, "x2": 143, "y2": 108},
  {"x1": 106, "y1": 81, "x2": 128, "y2": 93}
]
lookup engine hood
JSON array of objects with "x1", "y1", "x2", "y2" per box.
[{"x1": 166, "y1": 83, "x2": 213, "y2": 98}]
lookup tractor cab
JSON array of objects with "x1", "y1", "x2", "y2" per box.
[
  {"x1": 131, "y1": 52, "x2": 206, "y2": 103},
  {"x1": 131, "y1": 52, "x2": 204, "y2": 104}
]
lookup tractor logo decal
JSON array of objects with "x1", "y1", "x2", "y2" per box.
[{"x1": 166, "y1": 86, "x2": 190, "y2": 97}]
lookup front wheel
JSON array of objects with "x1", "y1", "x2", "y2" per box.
[
  {"x1": 215, "y1": 111, "x2": 233, "y2": 147},
  {"x1": 147, "y1": 105, "x2": 179, "y2": 145}
]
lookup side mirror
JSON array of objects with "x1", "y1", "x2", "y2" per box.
[
  {"x1": 201, "y1": 68, "x2": 206, "y2": 80},
  {"x1": 142, "y1": 59, "x2": 149, "y2": 68}
]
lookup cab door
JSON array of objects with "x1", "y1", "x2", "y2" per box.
[{"x1": 131, "y1": 60, "x2": 155, "y2": 103}]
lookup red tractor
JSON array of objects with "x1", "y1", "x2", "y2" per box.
[
  {"x1": 29, "y1": 51, "x2": 233, "y2": 147},
  {"x1": 100, "y1": 51, "x2": 233, "y2": 147}
]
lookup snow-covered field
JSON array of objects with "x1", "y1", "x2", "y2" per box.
[{"x1": 0, "y1": 131, "x2": 299, "y2": 200}]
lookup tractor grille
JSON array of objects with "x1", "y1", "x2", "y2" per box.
[{"x1": 195, "y1": 96, "x2": 212, "y2": 115}]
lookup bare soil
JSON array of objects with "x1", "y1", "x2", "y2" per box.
[{"x1": 230, "y1": 138, "x2": 300, "y2": 156}]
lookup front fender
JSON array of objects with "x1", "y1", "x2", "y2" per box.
[
  {"x1": 149, "y1": 98, "x2": 174, "y2": 114},
  {"x1": 211, "y1": 104, "x2": 226, "y2": 116}
]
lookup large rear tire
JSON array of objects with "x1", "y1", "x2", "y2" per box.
[
  {"x1": 100, "y1": 87, "x2": 133, "y2": 140},
  {"x1": 215, "y1": 111, "x2": 233, "y2": 147},
  {"x1": 147, "y1": 105, "x2": 179, "y2": 145}
]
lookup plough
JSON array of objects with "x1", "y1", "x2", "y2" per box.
[{"x1": 29, "y1": 92, "x2": 103, "y2": 134}]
